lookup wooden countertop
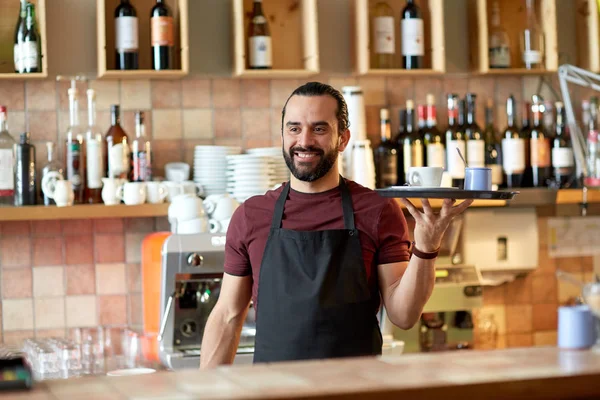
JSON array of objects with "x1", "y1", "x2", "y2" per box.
[{"x1": 16, "y1": 347, "x2": 600, "y2": 400}]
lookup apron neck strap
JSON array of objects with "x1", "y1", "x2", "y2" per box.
[{"x1": 271, "y1": 176, "x2": 356, "y2": 230}]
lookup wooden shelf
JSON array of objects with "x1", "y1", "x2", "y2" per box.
[
  {"x1": 232, "y1": 0, "x2": 319, "y2": 78},
  {"x1": 575, "y1": 0, "x2": 600, "y2": 73},
  {"x1": 470, "y1": 68, "x2": 556, "y2": 76},
  {"x1": 468, "y1": 0, "x2": 558, "y2": 74},
  {"x1": 0, "y1": 203, "x2": 169, "y2": 221},
  {"x1": 556, "y1": 188, "x2": 600, "y2": 204},
  {"x1": 0, "y1": 0, "x2": 48, "y2": 78},
  {"x1": 96, "y1": 0, "x2": 189, "y2": 80},
  {"x1": 351, "y1": 0, "x2": 445, "y2": 75}
]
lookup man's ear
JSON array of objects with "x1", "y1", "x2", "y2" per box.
[{"x1": 337, "y1": 129, "x2": 351, "y2": 152}]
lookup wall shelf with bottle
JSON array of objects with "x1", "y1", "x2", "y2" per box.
[
  {"x1": 232, "y1": 0, "x2": 319, "y2": 79},
  {"x1": 0, "y1": 203, "x2": 169, "y2": 221},
  {"x1": 96, "y1": 0, "x2": 189, "y2": 80},
  {"x1": 0, "y1": 0, "x2": 47, "y2": 79},
  {"x1": 468, "y1": 0, "x2": 558, "y2": 75},
  {"x1": 575, "y1": 0, "x2": 600, "y2": 73},
  {"x1": 351, "y1": 0, "x2": 445, "y2": 76}
]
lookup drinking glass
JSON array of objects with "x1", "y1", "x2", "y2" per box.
[
  {"x1": 103, "y1": 326, "x2": 131, "y2": 372},
  {"x1": 125, "y1": 331, "x2": 160, "y2": 370},
  {"x1": 69, "y1": 327, "x2": 104, "y2": 375},
  {"x1": 582, "y1": 282, "x2": 600, "y2": 352}
]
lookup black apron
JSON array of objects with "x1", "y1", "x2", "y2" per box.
[{"x1": 253, "y1": 178, "x2": 382, "y2": 363}]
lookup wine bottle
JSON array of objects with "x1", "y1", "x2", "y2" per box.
[
  {"x1": 373, "y1": 108, "x2": 398, "y2": 188},
  {"x1": 501, "y1": 95, "x2": 525, "y2": 188},
  {"x1": 0, "y1": 106, "x2": 16, "y2": 206},
  {"x1": 529, "y1": 95, "x2": 552, "y2": 187},
  {"x1": 552, "y1": 101, "x2": 575, "y2": 188},
  {"x1": 483, "y1": 99, "x2": 503, "y2": 188},
  {"x1": 520, "y1": 0, "x2": 544, "y2": 69},
  {"x1": 520, "y1": 101, "x2": 533, "y2": 187},
  {"x1": 422, "y1": 94, "x2": 445, "y2": 169},
  {"x1": 22, "y1": 3, "x2": 41, "y2": 73},
  {"x1": 371, "y1": 1, "x2": 395, "y2": 69},
  {"x1": 13, "y1": 0, "x2": 26, "y2": 73},
  {"x1": 65, "y1": 88, "x2": 85, "y2": 204},
  {"x1": 393, "y1": 108, "x2": 407, "y2": 185},
  {"x1": 14, "y1": 132, "x2": 36, "y2": 206},
  {"x1": 402, "y1": 100, "x2": 424, "y2": 183},
  {"x1": 465, "y1": 93, "x2": 485, "y2": 168},
  {"x1": 488, "y1": 0, "x2": 510, "y2": 69},
  {"x1": 445, "y1": 94, "x2": 466, "y2": 188},
  {"x1": 41, "y1": 142, "x2": 64, "y2": 206},
  {"x1": 151, "y1": 0, "x2": 174, "y2": 70},
  {"x1": 85, "y1": 89, "x2": 103, "y2": 204},
  {"x1": 115, "y1": 0, "x2": 139, "y2": 70},
  {"x1": 131, "y1": 111, "x2": 152, "y2": 182},
  {"x1": 248, "y1": 0, "x2": 272, "y2": 69},
  {"x1": 401, "y1": 0, "x2": 424, "y2": 69},
  {"x1": 105, "y1": 105, "x2": 130, "y2": 180}
]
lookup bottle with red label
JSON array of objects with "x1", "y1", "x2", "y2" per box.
[
  {"x1": 529, "y1": 95, "x2": 552, "y2": 187},
  {"x1": 151, "y1": 0, "x2": 174, "y2": 70}
]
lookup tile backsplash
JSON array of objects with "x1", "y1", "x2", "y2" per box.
[{"x1": 0, "y1": 72, "x2": 597, "y2": 347}]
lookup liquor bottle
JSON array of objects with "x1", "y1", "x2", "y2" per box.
[
  {"x1": 371, "y1": 1, "x2": 395, "y2": 69},
  {"x1": 248, "y1": 0, "x2": 272, "y2": 69},
  {"x1": 402, "y1": 100, "x2": 424, "y2": 183},
  {"x1": 151, "y1": 0, "x2": 174, "y2": 70},
  {"x1": 520, "y1": 0, "x2": 544, "y2": 69},
  {"x1": 445, "y1": 94, "x2": 466, "y2": 188},
  {"x1": 13, "y1": 0, "x2": 26, "y2": 73},
  {"x1": 0, "y1": 106, "x2": 16, "y2": 206},
  {"x1": 373, "y1": 108, "x2": 398, "y2": 188},
  {"x1": 131, "y1": 111, "x2": 152, "y2": 182},
  {"x1": 501, "y1": 96, "x2": 525, "y2": 188},
  {"x1": 464, "y1": 93, "x2": 485, "y2": 168},
  {"x1": 105, "y1": 105, "x2": 130, "y2": 180},
  {"x1": 552, "y1": 101, "x2": 575, "y2": 188},
  {"x1": 41, "y1": 142, "x2": 64, "y2": 206},
  {"x1": 85, "y1": 89, "x2": 103, "y2": 204},
  {"x1": 14, "y1": 132, "x2": 36, "y2": 206},
  {"x1": 422, "y1": 94, "x2": 445, "y2": 169},
  {"x1": 542, "y1": 100, "x2": 554, "y2": 133},
  {"x1": 520, "y1": 101, "x2": 533, "y2": 187},
  {"x1": 393, "y1": 108, "x2": 407, "y2": 185},
  {"x1": 115, "y1": 0, "x2": 139, "y2": 70},
  {"x1": 488, "y1": 0, "x2": 510, "y2": 69},
  {"x1": 457, "y1": 98, "x2": 467, "y2": 132},
  {"x1": 22, "y1": 3, "x2": 41, "y2": 73},
  {"x1": 401, "y1": 0, "x2": 424, "y2": 69},
  {"x1": 483, "y1": 99, "x2": 503, "y2": 188},
  {"x1": 529, "y1": 95, "x2": 552, "y2": 187},
  {"x1": 585, "y1": 98, "x2": 600, "y2": 187},
  {"x1": 65, "y1": 88, "x2": 85, "y2": 204}
]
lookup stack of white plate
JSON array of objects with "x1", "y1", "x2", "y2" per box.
[
  {"x1": 246, "y1": 147, "x2": 289, "y2": 184},
  {"x1": 194, "y1": 146, "x2": 242, "y2": 196},
  {"x1": 226, "y1": 154, "x2": 275, "y2": 202}
]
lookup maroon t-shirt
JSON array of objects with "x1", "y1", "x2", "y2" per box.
[{"x1": 224, "y1": 179, "x2": 411, "y2": 314}]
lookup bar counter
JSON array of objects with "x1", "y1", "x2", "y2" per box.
[{"x1": 9, "y1": 347, "x2": 600, "y2": 400}]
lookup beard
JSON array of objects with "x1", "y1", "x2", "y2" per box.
[{"x1": 283, "y1": 144, "x2": 339, "y2": 182}]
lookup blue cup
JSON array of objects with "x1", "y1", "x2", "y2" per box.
[
  {"x1": 558, "y1": 305, "x2": 597, "y2": 349},
  {"x1": 464, "y1": 167, "x2": 492, "y2": 191}
]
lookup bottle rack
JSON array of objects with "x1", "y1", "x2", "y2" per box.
[
  {"x1": 0, "y1": 0, "x2": 48, "y2": 79},
  {"x1": 232, "y1": 0, "x2": 319, "y2": 79},
  {"x1": 351, "y1": 0, "x2": 446, "y2": 76},
  {"x1": 468, "y1": 0, "x2": 558, "y2": 75},
  {"x1": 96, "y1": 0, "x2": 189, "y2": 80}
]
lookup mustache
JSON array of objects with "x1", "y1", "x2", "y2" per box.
[{"x1": 289, "y1": 146, "x2": 324, "y2": 156}]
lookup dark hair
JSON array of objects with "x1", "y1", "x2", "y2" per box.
[{"x1": 280, "y1": 82, "x2": 350, "y2": 135}]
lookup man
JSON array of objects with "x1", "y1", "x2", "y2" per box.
[{"x1": 200, "y1": 82, "x2": 472, "y2": 368}]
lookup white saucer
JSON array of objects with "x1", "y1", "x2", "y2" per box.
[{"x1": 107, "y1": 368, "x2": 156, "y2": 377}]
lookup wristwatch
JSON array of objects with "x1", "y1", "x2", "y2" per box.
[{"x1": 411, "y1": 241, "x2": 440, "y2": 260}]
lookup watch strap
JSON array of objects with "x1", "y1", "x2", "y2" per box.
[{"x1": 411, "y1": 241, "x2": 440, "y2": 260}]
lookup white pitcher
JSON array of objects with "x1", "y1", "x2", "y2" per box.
[
  {"x1": 53, "y1": 180, "x2": 75, "y2": 207},
  {"x1": 102, "y1": 178, "x2": 125, "y2": 206}
]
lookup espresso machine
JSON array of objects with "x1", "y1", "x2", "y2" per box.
[{"x1": 157, "y1": 233, "x2": 255, "y2": 369}]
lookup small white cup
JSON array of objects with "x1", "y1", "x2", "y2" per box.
[
  {"x1": 116, "y1": 182, "x2": 147, "y2": 205},
  {"x1": 168, "y1": 194, "x2": 206, "y2": 222},
  {"x1": 407, "y1": 167, "x2": 444, "y2": 187},
  {"x1": 219, "y1": 217, "x2": 231, "y2": 233},
  {"x1": 211, "y1": 195, "x2": 240, "y2": 221},
  {"x1": 164, "y1": 181, "x2": 202, "y2": 202},
  {"x1": 53, "y1": 180, "x2": 75, "y2": 207},
  {"x1": 177, "y1": 217, "x2": 209, "y2": 234},
  {"x1": 209, "y1": 219, "x2": 221, "y2": 234},
  {"x1": 146, "y1": 182, "x2": 168, "y2": 204},
  {"x1": 165, "y1": 162, "x2": 190, "y2": 183}
]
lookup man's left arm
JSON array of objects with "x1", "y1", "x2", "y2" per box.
[{"x1": 377, "y1": 198, "x2": 473, "y2": 330}]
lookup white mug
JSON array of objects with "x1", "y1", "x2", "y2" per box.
[
  {"x1": 146, "y1": 182, "x2": 168, "y2": 204},
  {"x1": 211, "y1": 195, "x2": 240, "y2": 221},
  {"x1": 203, "y1": 194, "x2": 226, "y2": 215},
  {"x1": 102, "y1": 177, "x2": 126, "y2": 206},
  {"x1": 407, "y1": 167, "x2": 444, "y2": 187},
  {"x1": 209, "y1": 219, "x2": 221, "y2": 234},
  {"x1": 165, "y1": 181, "x2": 203, "y2": 202},
  {"x1": 116, "y1": 182, "x2": 147, "y2": 205},
  {"x1": 219, "y1": 217, "x2": 231, "y2": 233},
  {"x1": 177, "y1": 217, "x2": 209, "y2": 234},
  {"x1": 168, "y1": 194, "x2": 206, "y2": 223},
  {"x1": 53, "y1": 180, "x2": 74, "y2": 207}
]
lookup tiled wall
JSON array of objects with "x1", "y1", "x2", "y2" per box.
[{"x1": 0, "y1": 73, "x2": 595, "y2": 346}]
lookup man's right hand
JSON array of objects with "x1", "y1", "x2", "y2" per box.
[{"x1": 199, "y1": 273, "x2": 252, "y2": 369}]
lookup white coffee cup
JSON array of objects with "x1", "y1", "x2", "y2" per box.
[
  {"x1": 165, "y1": 162, "x2": 190, "y2": 183},
  {"x1": 168, "y1": 194, "x2": 206, "y2": 222},
  {"x1": 219, "y1": 217, "x2": 231, "y2": 233},
  {"x1": 177, "y1": 217, "x2": 209, "y2": 234},
  {"x1": 209, "y1": 219, "x2": 221, "y2": 234},
  {"x1": 146, "y1": 182, "x2": 168, "y2": 204},
  {"x1": 203, "y1": 194, "x2": 226, "y2": 215},
  {"x1": 101, "y1": 178, "x2": 126, "y2": 206},
  {"x1": 407, "y1": 167, "x2": 444, "y2": 187},
  {"x1": 212, "y1": 196, "x2": 240, "y2": 221},
  {"x1": 116, "y1": 182, "x2": 147, "y2": 205},
  {"x1": 165, "y1": 181, "x2": 203, "y2": 202},
  {"x1": 53, "y1": 180, "x2": 75, "y2": 207}
]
